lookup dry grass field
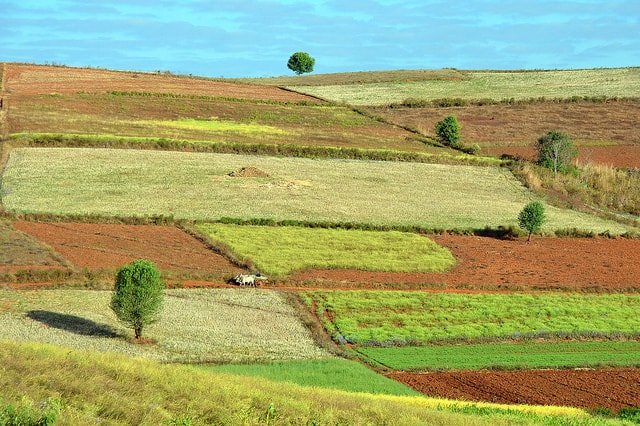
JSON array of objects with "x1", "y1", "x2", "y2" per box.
[{"x1": 2, "y1": 148, "x2": 631, "y2": 233}]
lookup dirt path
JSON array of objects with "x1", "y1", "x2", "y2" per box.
[
  {"x1": 289, "y1": 235, "x2": 640, "y2": 291},
  {"x1": 389, "y1": 368, "x2": 640, "y2": 412}
]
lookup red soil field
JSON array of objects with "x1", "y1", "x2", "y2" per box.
[
  {"x1": 4, "y1": 64, "x2": 318, "y2": 103},
  {"x1": 389, "y1": 368, "x2": 640, "y2": 412},
  {"x1": 13, "y1": 222, "x2": 243, "y2": 278},
  {"x1": 485, "y1": 145, "x2": 640, "y2": 169},
  {"x1": 289, "y1": 235, "x2": 640, "y2": 291}
]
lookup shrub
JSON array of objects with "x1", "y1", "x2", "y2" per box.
[
  {"x1": 0, "y1": 397, "x2": 62, "y2": 426},
  {"x1": 287, "y1": 52, "x2": 315, "y2": 75},
  {"x1": 536, "y1": 131, "x2": 577, "y2": 176},
  {"x1": 111, "y1": 259, "x2": 164, "y2": 339},
  {"x1": 619, "y1": 406, "x2": 640, "y2": 423},
  {"x1": 434, "y1": 116, "x2": 461, "y2": 148},
  {"x1": 518, "y1": 201, "x2": 546, "y2": 241}
]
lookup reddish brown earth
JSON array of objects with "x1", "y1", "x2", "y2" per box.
[
  {"x1": 485, "y1": 145, "x2": 640, "y2": 169},
  {"x1": 389, "y1": 368, "x2": 640, "y2": 412},
  {"x1": 4, "y1": 63, "x2": 318, "y2": 102},
  {"x1": 13, "y1": 222, "x2": 243, "y2": 277},
  {"x1": 289, "y1": 235, "x2": 640, "y2": 291}
]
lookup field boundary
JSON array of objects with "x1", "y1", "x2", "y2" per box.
[
  {"x1": 7, "y1": 133, "x2": 501, "y2": 166},
  {"x1": 5, "y1": 212, "x2": 638, "y2": 239}
]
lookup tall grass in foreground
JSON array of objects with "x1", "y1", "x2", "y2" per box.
[
  {"x1": 0, "y1": 341, "x2": 611, "y2": 425},
  {"x1": 196, "y1": 223, "x2": 455, "y2": 276}
]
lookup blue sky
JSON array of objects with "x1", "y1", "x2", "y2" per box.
[{"x1": 1, "y1": 0, "x2": 638, "y2": 77}]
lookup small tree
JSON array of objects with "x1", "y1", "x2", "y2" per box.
[
  {"x1": 287, "y1": 52, "x2": 315, "y2": 75},
  {"x1": 518, "y1": 201, "x2": 545, "y2": 242},
  {"x1": 537, "y1": 131, "x2": 577, "y2": 177},
  {"x1": 435, "y1": 116, "x2": 461, "y2": 148},
  {"x1": 111, "y1": 259, "x2": 164, "y2": 339}
]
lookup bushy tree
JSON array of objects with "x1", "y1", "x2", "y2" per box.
[
  {"x1": 287, "y1": 52, "x2": 315, "y2": 75},
  {"x1": 111, "y1": 259, "x2": 164, "y2": 339},
  {"x1": 518, "y1": 201, "x2": 545, "y2": 242},
  {"x1": 435, "y1": 116, "x2": 461, "y2": 147},
  {"x1": 537, "y1": 131, "x2": 577, "y2": 176}
]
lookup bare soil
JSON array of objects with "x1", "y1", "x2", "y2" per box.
[
  {"x1": 13, "y1": 222, "x2": 243, "y2": 277},
  {"x1": 389, "y1": 368, "x2": 640, "y2": 412},
  {"x1": 228, "y1": 166, "x2": 270, "y2": 177},
  {"x1": 289, "y1": 235, "x2": 640, "y2": 291},
  {"x1": 4, "y1": 63, "x2": 318, "y2": 102}
]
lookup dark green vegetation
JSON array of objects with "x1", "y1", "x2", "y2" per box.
[
  {"x1": 435, "y1": 115, "x2": 461, "y2": 148},
  {"x1": 111, "y1": 260, "x2": 164, "y2": 339},
  {"x1": 359, "y1": 341, "x2": 640, "y2": 371},
  {"x1": 304, "y1": 291, "x2": 640, "y2": 345},
  {"x1": 287, "y1": 51, "x2": 315, "y2": 75},
  {"x1": 204, "y1": 358, "x2": 419, "y2": 396},
  {"x1": 519, "y1": 201, "x2": 546, "y2": 241},
  {"x1": 537, "y1": 131, "x2": 578, "y2": 176}
]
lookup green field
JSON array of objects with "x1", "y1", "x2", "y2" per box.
[
  {"x1": 304, "y1": 291, "x2": 640, "y2": 345},
  {"x1": 197, "y1": 223, "x2": 455, "y2": 276},
  {"x1": 2, "y1": 148, "x2": 630, "y2": 233},
  {"x1": 359, "y1": 341, "x2": 640, "y2": 371},
  {"x1": 0, "y1": 288, "x2": 328, "y2": 363},
  {"x1": 289, "y1": 68, "x2": 640, "y2": 106},
  {"x1": 204, "y1": 358, "x2": 419, "y2": 396},
  {"x1": 1, "y1": 341, "x2": 602, "y2": 425}
]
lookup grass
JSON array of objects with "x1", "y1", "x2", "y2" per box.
[
  {"x1": 1, "y1": 148, "x2": 631, "y2": 234},
  {"x1": 138, "y1": 117, "x2": 291, "y2": 135},
  {"x1": 202, "y1": 358, "x2": 420, "y2": 396},
  {"x1": 0, "y1": 288, "x2": 328, "y2": 363},
  {"x1": 196, "y1": 223, "x2": 455, "y2": 276},
  {"x1": 0, "y1": 341, "x2": 614, "y2": 425},
  {"x1": 303, "y1": 291, "x2": 640, "y2": 345},
  {"x1": 358, "y1": 341, "x2": 640, "y2": 371},
  {"x1": 289, "y1": 68, "x2": 640, "y2": 106}
]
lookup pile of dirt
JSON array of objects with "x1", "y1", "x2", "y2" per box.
[{"x1": 228, "y1": 166, "x2": 270, "y2": 178}]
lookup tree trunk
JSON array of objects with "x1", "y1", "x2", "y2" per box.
[
  {"x1": 134, "y1": 325, "x2": 142, "y2": 339},
  {"x1": 527, "y1": 231, "x2": 532, "y2": 242}
]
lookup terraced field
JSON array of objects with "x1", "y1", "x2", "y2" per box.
[
  {"x1": 2, "y1": 148, "x2": 630, "y2": 233},
  {"x1": 289, "y1": 68, "x2": 640, "y2": 105},
  {"x1": 196, "y1": 223, "x2": 455, "y2": 276},
  {"x1": 0, "y1": 289, "x2": 328, "y2": 362}
]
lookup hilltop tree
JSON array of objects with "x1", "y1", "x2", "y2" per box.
[
  {"x1": 435, "y1": 116, "x2": 461, "y2": 148},
  {"x1": 518, "y1": 201, "x2": 546, "y2": 242},
  {"x1": 537, "y1": 131, "x2": 577, "y2": 177},
  {"x1": 287, "y1": 52, "x2": 315, "y2": 75},
  {"x1": 111, "y1": 259, "x2": 164, "y2": 339}
]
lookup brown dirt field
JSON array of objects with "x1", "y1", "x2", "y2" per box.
[
  {"x1": 289, "y1": 235, "x2": 640, "y2": 291},
  {"x1": 4, "y1": 63, "x2": 318, "y2": 102},
  {"x1": 0, "y1": 221, "x2": 67, "y2": 269},
  {"x1": 13, "y1": 222, "x2": 243, "y2": 277},
  {"x1": 485, "y1": 145, "x2": 640, "y2": 169},
  {"x1": 389, "y1": 368, "x2": 640, "y2": 412}
]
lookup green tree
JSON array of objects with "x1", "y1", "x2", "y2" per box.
[
  {"x1": 287, "y1": 52, "x2": 315, "y2": 75},
  {"x1": 435, "y1": 116, "x2": 461, "y2": 148},
  {"x1": 518, "y1": 201, "x2": 545, "y2": 242},
  {"x1": 111, "y1": 259, "x2": 164, "y2": 339},
  {"x1": 537, "y1": 131, "x2": 577, "y2": 177}
]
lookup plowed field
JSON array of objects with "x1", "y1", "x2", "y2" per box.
[
  {"x1": 389, "y1": 368, "x2": 640, "y2": 412},
  {"x1": 290, "y1": 235, "x2": 640, "y2": 290},
  {"x1": 4, "y1": 64, "x2": 317, "y2": 102},
  {"x1": 13, "y1": 222, "x2": 242, "y2": 277}
]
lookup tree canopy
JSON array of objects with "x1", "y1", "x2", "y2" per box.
[{"x1": 287, "y1": 52, "x2": 315, "y2": 75}]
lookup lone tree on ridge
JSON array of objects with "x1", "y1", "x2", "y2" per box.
[
  {"x1": 111, "y1": 259, "x2": 164, "y2": 340},
  {"x1": 287, "y1": 52, "x2": 315, "y2": 75},
  {"x1": 537, "y1": 131, "x2": 577, "y2": 177},
  {"x1": 518, "y1": 201, "x2": 546, "y2": 242}
]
